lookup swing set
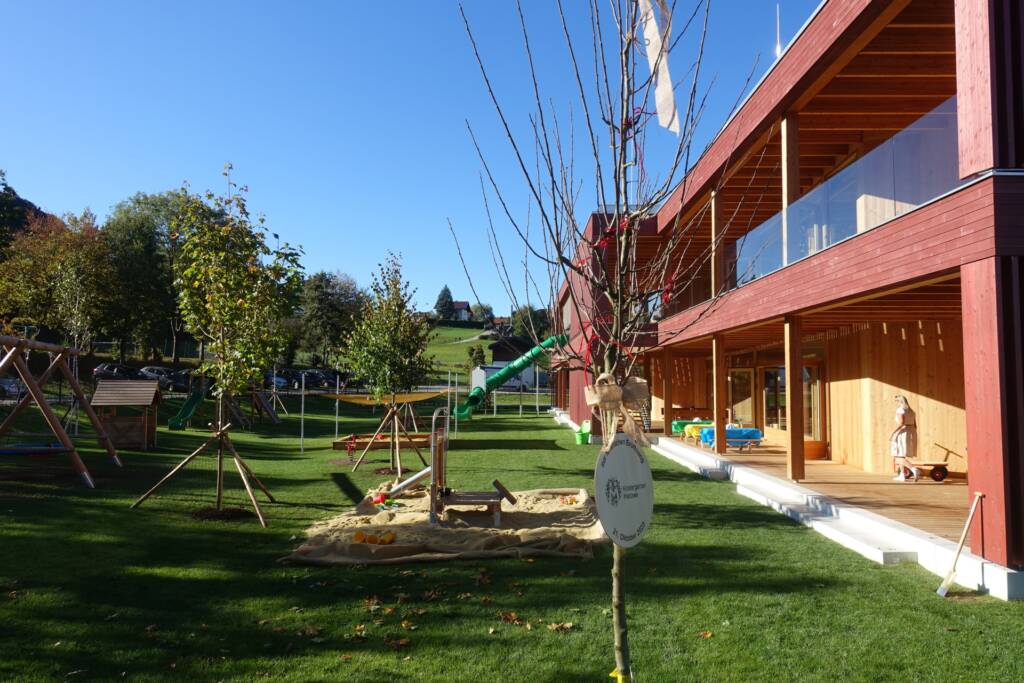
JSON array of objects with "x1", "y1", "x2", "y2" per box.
[{"x1": 0, "y1": 335, "x2": 121, "y2": 488}]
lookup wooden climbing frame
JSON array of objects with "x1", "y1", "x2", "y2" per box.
[{"x1": 0, "y1": 335, "x2": 121, "y2": 488}]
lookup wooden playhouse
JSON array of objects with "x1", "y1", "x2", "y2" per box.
[{"x1": 91, "y1": 380, "x2": 162, "y2": 450}]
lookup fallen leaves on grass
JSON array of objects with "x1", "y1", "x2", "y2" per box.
[
  {"x1": 401, "y1": 620, "x2": 417, "y2": 631},
  {"x1": 474, "y1": 568, "x2": 492, "y2": 586},
  {"x1": 488, "y1": 628, "x2": 498, "y2": 635},
  {"x1": 383, "y1": 636, "x2": 411, "y2": 650},
  {"x1": 697, "y1": 630, "x2": 713, "y2": 639},
  {"x1": 547, "y1": 622, "x2": 574, "y2": 632},
  {"x1": 499, "y1": 611, "x2": 524, "y2": 626},
  {"x1": 421, "y1": 588, "x2": 444, "y2": 601},
  {"x1": 340, "y1": 654, "x2": 353, "y2": 662}
]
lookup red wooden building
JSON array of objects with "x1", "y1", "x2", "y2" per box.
[{"x1": 551, "y1": 0, "x2": 1024, "y2": 594}]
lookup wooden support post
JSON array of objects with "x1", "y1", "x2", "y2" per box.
[
  {"x1": 10, "y1": 353, "x2": 94, "y2": 488},
  {"x1": 712, "y1": 335, "x2": 728, "y2": 455},
  {"x1": 58, "y1": 357, "x2": 122, "y2": 466},
  {"x1": 351, "y1": 405, "x2": 398, "y2": 471},
  {"x1": 961, "y1": 256, "x2": 1024, "y2": 568},
  {"x1": 785, "y1": 315, "x2": 805, "y2": 481},
  {"x1": 661, "y1": 348, "x2": 674, "y2": 435},
  {"x1": 710, "y1": 191, "x2": 725, "y2": 295},
  {"x1": 0, "y1": 343, "x2": 25, "y2": 376},
  {"x1": 781, "y1": 113, "x2": 800, "y2": 266},
  {"x1": 0, "y1": 350, "x2": 65, "y2": 438}
]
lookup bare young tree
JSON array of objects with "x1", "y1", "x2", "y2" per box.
[{"x1": 453, "y1": 1, "x2": 775, "y2": 679}]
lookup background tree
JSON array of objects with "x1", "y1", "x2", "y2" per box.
[
  {"x1": 53, "y1": 210, "x2": 109, "y2": 353},
  {"x1": 102, "y1": 202, "x2": 175, "y2": 361},
  {"x1": 433, "y1": 284, "x2": 455, "y2": 320},
  {"x1": 0, "y1": 211, "x2": 107, "y2": 342},
  {"x1": 470, "y1": 302, "x2": 494, "y2": 324},
  {"x1": 0, "y1": 170, "x2": 55, "y2": 260},
  {"x1": 511, "y1": 305, "x2": 550, "y2": 339},
  {"x1": 107, "y1": 191, "x2": 190, "y2": 362},
  {"x1": 345, "y1": 253, "x2": 434, "y2": 402},
  {"x1": 300, "y1": 270, "x2": 363, "y2": 366},
  {"x1": 134, "y1": 168, "x2": 303, "y2": 525},
  {"x1": 466, "y1": 343, "x2": 486, "y2": 371}
]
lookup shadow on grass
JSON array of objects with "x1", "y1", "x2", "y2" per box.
[
  {"x1": 451, "y1": 439, "x2": 566, "y2": 452},
  {"x1": 330, "y1": 473, "x2": 366, "y2": 505}
]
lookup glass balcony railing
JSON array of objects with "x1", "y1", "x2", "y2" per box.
[{"x1": 730, "y1": 95, "x2": 959, "y2": 289}]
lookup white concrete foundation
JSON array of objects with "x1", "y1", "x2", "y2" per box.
[{"x1": 550, "y1": 411, "x2": 1024, "y2": 600}]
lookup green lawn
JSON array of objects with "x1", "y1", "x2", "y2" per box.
[{"x1": 1, "y1": 398, "x2": 1022, "y2": 682}]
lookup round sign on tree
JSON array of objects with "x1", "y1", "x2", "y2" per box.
[{"x1": 594, "y1": 436, "x2": 654, "y2": 548}]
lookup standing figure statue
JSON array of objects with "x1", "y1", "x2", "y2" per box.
[{"x1": 890, "y1": 394, "x2": 918, "y2": 482}]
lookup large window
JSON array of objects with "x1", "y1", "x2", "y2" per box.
[
  {"x1": 764, "y1": 368, "x2": 786, "y2": 430},
  {"x1": 731, "y1": 96, "x2": 959, "y2": 289},
  {"x1": 729, "y1": 369, "x2": 754, "y2": 426},
  {"x1": 763, "y1": 365, "x2": 821, "y2": 439}
]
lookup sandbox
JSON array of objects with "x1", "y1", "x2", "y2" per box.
[
  {"x1": 286, "y1": 488, "x2": 608, "y2": 565},
  {"x1": 332, "y1": 432, "x2": 431, "y2": 451}
]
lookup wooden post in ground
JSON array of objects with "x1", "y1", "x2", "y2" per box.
[
  {"x1": 58, "y1": 356, "x2": 121, "y2": 466},
  {"x1": 216, "y1": 397, "x2": 225, "y2": 510},
  {"x1": 0, "y1": 351, "x2": 65, "y2": 436},
  {"x1": 785, "y1": 315, "x2": 805, "y2": 481},
  {"x1": 712, "y1": 334, "x2": 728, "y2": 455},
  {"x1": 661, "y1": 348, "x2": 674, "y2": 435},
  {"x1": 351, "y1": 405, "x2": 398, "y2": 471},
  {"x1": 10, "y1": 353, "x2": 94, "y2": 488}
]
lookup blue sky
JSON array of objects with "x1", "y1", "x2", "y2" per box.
[{"x1": 1, "y1": 0, "x2": 818, "y2": 313}]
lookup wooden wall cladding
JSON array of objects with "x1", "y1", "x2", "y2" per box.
[
  {"x1": 826, "y1": 321, "x2": 967, "y2": 474},
  {"x1": 648, "y1": 354, "x2": 712, "y2": 421}
]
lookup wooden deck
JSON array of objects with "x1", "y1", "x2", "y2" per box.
[{"x1": 665, "y1": 438, "x2": 971, "y2": 544}]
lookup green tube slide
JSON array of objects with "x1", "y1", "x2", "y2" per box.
[{"x1": 456, "y1": 333, "x2": 567, "y2": 420}]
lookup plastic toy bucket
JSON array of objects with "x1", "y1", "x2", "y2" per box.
[{"x1": 574, "y1": 431, "x2": 589, "y2": 445}]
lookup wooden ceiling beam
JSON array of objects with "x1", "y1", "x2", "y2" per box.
[
  {"x1": 801, "y1": 96, "x2": 949, "y2": 115},
  {"x1": 840, "y1": 53, "x2": 956, "y2": 76},
  {"x1": 862, "y1": 27, "x2": 956, "y2": 54},
  {"x1": 818, "y1": 76, "x2": 956, "y2": 97}
]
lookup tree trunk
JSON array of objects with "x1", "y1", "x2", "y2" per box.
[
  {"x1": 118, "y1": 338, "x2": 127, "y2": 364},
  {"x1": 216, "y1": 393, "x2": 224, "y2": 510},
  {"x1": 612, "y1": 544, "x2": 631, "y2": 680},
  {"x1": 170, "y1": 321, "x2": 180, "y2": 365}
]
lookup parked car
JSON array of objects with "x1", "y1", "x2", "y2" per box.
[
  {"x1": 0, "y1": 377, "x2": 23, "y2": 399},
  {"x1": 318, "y1": 368, "x2": 343, "y2": 387},
  {"x1": 168, "y1": 369, "x2": 193, "y2": 392},
  {"x1": 92, "y1": 363, "x2": 140, "y2": 381},
  {"x1": 264, "y1": 371, "x2": 288, "y2": 391},
  {"x1": 139, "y1": 366, "x2": 177, "y2": 390},
  {"x1": 301, "y1": 369, "x2": 327, "y2": 388}
]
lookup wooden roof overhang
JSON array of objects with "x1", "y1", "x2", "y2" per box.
[{"x1": 657, "y1": 0, "x2": 957, "y2": 251}]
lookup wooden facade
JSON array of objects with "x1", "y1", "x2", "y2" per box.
[{"x1": 559, "y1": 0, "x2": 1024, "y2": 572}]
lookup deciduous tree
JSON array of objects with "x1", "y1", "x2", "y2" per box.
[
  {"x1": 300, "y1": 270, "x2": 363, "y2": 366},
  {"x1": 345, "y1": 253, "x2": 434, "y2": 401}
]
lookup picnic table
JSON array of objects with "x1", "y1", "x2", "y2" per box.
[{"x1": 700, "y1": 426, "x2": 763, "y2": 452}]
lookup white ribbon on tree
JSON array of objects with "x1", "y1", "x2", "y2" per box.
[
  {"x1": 585, "y1": 373, "x2": 651, "y2": 452},
  {"x1": 638, "y1": 0, "x2": 680, "y2": 135}
]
